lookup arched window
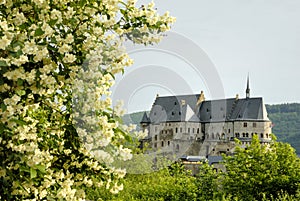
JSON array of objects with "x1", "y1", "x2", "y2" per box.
[
  {"x1": 197, "y1": 128, "x2": 200, "y2": 134},
  {"x1": 261, "y1": 133, "x2": 264, "y2": 138},
  {"x1": 175, "y1": 127, "x2": 178, "y2": 133},
  {"x1": 161, "y1": 141, "x2": 164, "y2": 147}
]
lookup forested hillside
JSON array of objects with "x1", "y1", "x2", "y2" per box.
[
  {"x1": 123, "y1": 103, "x2": 300, "y2": 154},
  {"x1": 266, "y1": 103, "x2": 300, "y2": 154}
]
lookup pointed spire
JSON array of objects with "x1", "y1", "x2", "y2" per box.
[
  {"x1": 140, "y1": 112, "x2": 150, "y2": 124},
  {"x1": 246, "y1": 73, "x2": 250, "y2": 99}
]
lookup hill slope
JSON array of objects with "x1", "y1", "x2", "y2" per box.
[
  {"x1": 123, "y1": 103, "x2": 300, "y2": 154},
  {"x1": 266, "y1": 103, "x2": 300, "y2": 154}
]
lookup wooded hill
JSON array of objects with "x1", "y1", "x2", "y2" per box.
[{"x1": 123, "y1": 103, "x2": 300, "y2": 154}]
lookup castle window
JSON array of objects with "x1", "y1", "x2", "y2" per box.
[
  {"x1": 168, "y1": 141, "x2": 170, "y2": 146},
  {"x1": 197, "y1": 128, "x2": 200, "y2": 134},
  {"x1": 176, "y1": 144, "x2": 180, "y2": 152},
  {"x1": 212, "y1": 133, "x2": 214, "y2": 139},
  {"x1": 222, "y1": 133, "x2": 225, "y2": 139},
  {"x1": 253, "y1": 122, "x2": 257, "y2": 127},
  {"x1": 246, "y1": 133, "x2": 249, "y2": 138},
  {"x1": 261, "y1": 133, "x2": 264, "y2": 138},
  {"x1": 169, "y1": 123, "x2": 171, "y2": 126},
  {"x1": 243, "y1": 122, "x2": 247, "y2": 127},
  {"x1": 154, "y1": 135, "x2": 157, "y2": 141},
  {"x1": 175, "y1": 127, "x2": 178, "y2": 133},
  {"x1": 193, "y1": 128, "x2": 195, "y2": 133},
  {"x1": 174, "y1": 102, "x2": 177, "y2": 105},
  {"x1": 228, "y1": 129, "x2": 231, "y2": 133},
  {"x1": 207, "y1": 108, "x2": 209, "y2": 112},
  {"x1": 243, "y1": 133, "x2": 245, "y2": 137},
  {"x1": 161, "y1": 141, "x2": 164, "y2": 147},
  {"x1": 266, "y1": 133, "x2": 269, "y2": 138},
  {"x1": 179, "y1": 112, "x2": 181, "y2": 115},
  {"x1": 172, "y1": 112, "x2": 174, "y2": 116},
  {"x1": 180, "y1": 127, "x2": 182, "y2": 132},
  {"x1": 188, "y1": 128, "x2": 190, "y2": 133}
]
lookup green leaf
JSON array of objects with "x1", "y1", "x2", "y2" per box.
[
  {"x1": 10, "y1": 118, "x2": 27, "y2": 126},
  {"x1": 35, "y1": 165, "x2": 46, "y2": 174},
  {"x1": 35, "y1": 28, "x2": 45, "y2": 36},
  {"x1": 30, "y1": 167, "x2": 37, "y2": 179},
  {"x1": 0, "y1": 60, "x2": 8, "y2": 67},
  {"x1": 16, "y1": 90, "x2": 26, "y2": 96},
  {"x1": 0, "y1": 123, "x2": 4, "y2": 134},
  {"x1": 1, "y1": 103, "x2": 7, "y2": 112},
  {"x1": 17, "y1": 78, "x2": 23, "y2": 86}
]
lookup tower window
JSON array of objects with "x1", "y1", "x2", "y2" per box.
[{"x1": 243, "y1": 122, "x2": 247, "y2": 127}]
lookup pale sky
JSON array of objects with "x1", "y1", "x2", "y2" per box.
[{"x1": 112, "y1": 0, "x2": 300, "y2": 113}]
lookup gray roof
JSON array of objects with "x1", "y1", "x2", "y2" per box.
[
  {"x1": 207, "y1": 155, "x2": 223, "y2": 165},
  {"x1": 140, "y1": 112, "x2": 150, "y2": 123},
  {"x1": 148, "y1": 94, "x2": 269, "y2": 124}
]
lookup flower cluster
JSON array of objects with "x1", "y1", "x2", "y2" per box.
[{"x1": 0, "y1": 0, "x2": 174, "y2": 200}]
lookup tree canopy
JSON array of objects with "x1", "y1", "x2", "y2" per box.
[{"x1": 222, "y1": 135, "x2": 300, "y2": 200}]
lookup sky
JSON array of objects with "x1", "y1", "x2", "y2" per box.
[{"x1": 112, "y1": 0, "x2": 300, "y2": 113}]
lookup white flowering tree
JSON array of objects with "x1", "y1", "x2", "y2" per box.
[{"x1": 0, "y1": 0, "x2": 175, "y2": 200}]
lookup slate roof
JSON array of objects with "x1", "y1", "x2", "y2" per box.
[
  {"x1": 147, "y1": 94, "x2": 269, "y2": 124},
  {"x1": 140, "y1": 112, "x2": 150, "y2": 123},
  {"x1": 207, "y1": 155, "x2": 223, "y2": 165}
]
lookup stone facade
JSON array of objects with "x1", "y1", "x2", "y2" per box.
[{"x1": 140, "y1": 81, "x2": 272, "y2": 158}]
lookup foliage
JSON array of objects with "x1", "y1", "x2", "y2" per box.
[
  {"x1": 0, "y1": 0, "x2": 175, "y2": 200},
  {"x1": 222, "y1": 135, "x2": 300, "y2": 201},
  {"x1": 266, "y1": 103, "x2": 300, "y2": 154}
]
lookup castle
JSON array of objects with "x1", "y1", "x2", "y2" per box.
[{"x1": 140, "y1": 77, "x2": 272, "y2": 159}]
